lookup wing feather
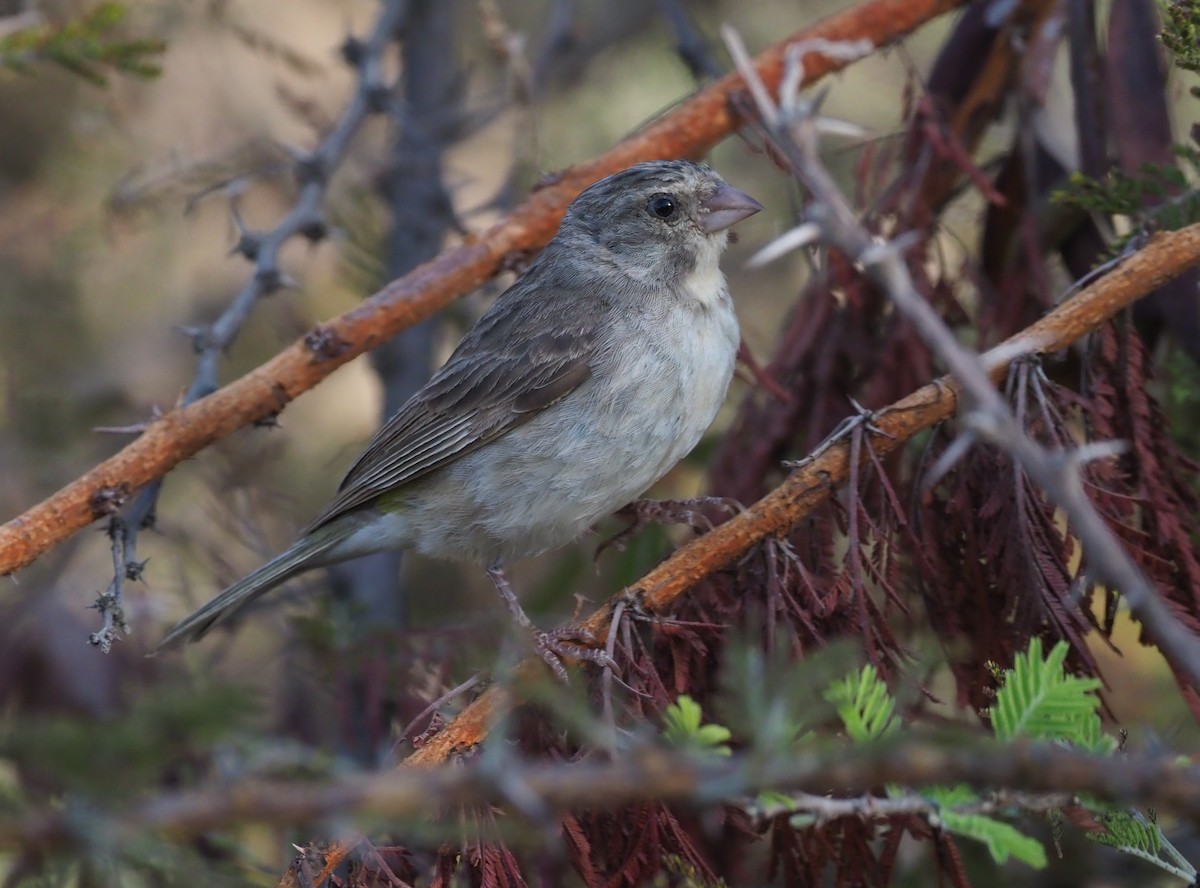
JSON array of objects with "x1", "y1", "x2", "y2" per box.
[{"x1": 306, "y1": 264, "x2": 602, "y2": 531}]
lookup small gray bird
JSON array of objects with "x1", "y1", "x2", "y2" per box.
[{"x1": 158, "y1": 160, "x2": 761, "y2": 670}]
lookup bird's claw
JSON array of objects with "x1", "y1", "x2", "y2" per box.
[{"x1": 533, "y1": 626, "x2": 613, "y2": 683}]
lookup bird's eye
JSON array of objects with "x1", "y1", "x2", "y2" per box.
[{"x1": 648, "y1": 194, "x2": 677, "y2": 219}]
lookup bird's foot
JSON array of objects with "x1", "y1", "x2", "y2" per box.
[
  {"x1": 597, "y1": 496, "x2": 743, "y2": 557},
  {"x1": 532, "y1": 625, "x2": 612, "y2": 683},
  {"x1": 486, "y1": 564, "x2": 611, "y2": 683}
]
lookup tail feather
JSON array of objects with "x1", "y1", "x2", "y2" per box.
[{"x1": 155, "y1": 525, "x2": 351, "y2": 652}]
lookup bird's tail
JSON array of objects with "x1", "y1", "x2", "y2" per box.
[{"x1": 155, "y1": 522, "x2": 354, "y2": 651}]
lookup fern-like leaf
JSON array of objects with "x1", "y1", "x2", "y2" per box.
[
  {"x1": 989, "y1": 639, "x2": 1108, "y2": 747},
  {"x1": 825, "y1": 664, "x2": 898, "y2": 743},
  {"x1": 925, "y1": 785, "x2": 1048, "y2": 869},
  {"x1": 662, "y1": 695, "x2": 732, "y2": 757},
  {"x1": 1088, "y1": 810, "x2": 1162, "y2": 855}
]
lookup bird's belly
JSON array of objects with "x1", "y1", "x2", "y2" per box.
[{"x1": 407, "y1": 304, "x2": 738, "y2": 566}]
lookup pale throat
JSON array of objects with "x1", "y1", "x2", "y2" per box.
[{"x1": 677, "y1": 233, "x2": 731, "y2": 311}]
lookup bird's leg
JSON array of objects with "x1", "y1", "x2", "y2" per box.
[
  {"x1": 597, "y1": 497, "x2": 743, "y2": 557},
  {"x1": 485, "y1": 565, "x2": 610, "y2": 682}
]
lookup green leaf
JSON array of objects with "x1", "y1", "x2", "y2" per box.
[
  {"x1": 1088, "y1": 810, "x2": 1162, "y2": 855},
  {"x1": 662, "y1": 695, "x2": 732, "y2": 756},
  {"x1": 989, "y1": 639, "x2": 1107, "y2": 746},
  {"x1": 825, "y1": 664, "x2": 898, "y2": 743},
  {"x1": 0, "y1": 2, "x2": 164, "y2": 85},
  {"x1": 939, "y1": 810, "x2": 1049, "y2": 868},
  {"x1": 923, "y1": 785, "x2": 1046, "y2": 867}
]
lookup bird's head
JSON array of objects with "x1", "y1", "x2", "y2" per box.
[{"x1": 558, "y1": 160, "x2": 763, "y2": 288}]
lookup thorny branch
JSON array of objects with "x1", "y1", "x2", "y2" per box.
[
  {"x1": 5, "y1": 737, "x2": 1200, "y2": 855},
  {"x1": 91, "y1": 0, "x2": 410, "y2": 646},
  {"x1": 724, "y1": 30, "x2": 1200, "y2": 689},
  {"x1": 0, "y1": 0, "x2": 968, "y2": 579}
]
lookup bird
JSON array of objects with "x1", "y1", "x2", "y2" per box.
[{"x1": 157, "y1": 160, "x2": 762, "y2": 675}]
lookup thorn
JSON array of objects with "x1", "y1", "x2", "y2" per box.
[
  {"x1": 229, "y1": 200, "x2": 249, "y2": 233},
  {"x1": 304, "y1": 325, "x2": 350, "y2": 361},
  {"x1": 745, "y1": 222, "x2": 822, "y2": 268},
  {"x1": 364, "y1": 81, "x2": 392, "y2": 114},
  {"x1": 256, "y1": 265, "x2": 284, "y2": 293},
  {"x1": 813, "y1": 115, "x2": 870, "y2": 139},
  {"x1": 340, "y1": 35, "x2": 367, "y2": 67},
  {"x1": 94, "y1": 421, "x2": 150, "y2": 435},
  {"x1": 233, "y1": 232, "x2": 262, "y2": 262},
  {"x1": 89, "y1": 485, "x2": 130, "y2": 519},
  {"x1": 275, "y1": 140, "x2": 310, "y2": 162},
  {"x1": 294, "y1": 153, "x2": 326, "y2": 186},
  {"x1": 125, "y1": 558, "x2": 149, "y2": 582},
  {"x1": 298, "y1": 217, "x2": 328, "y2": 244}
]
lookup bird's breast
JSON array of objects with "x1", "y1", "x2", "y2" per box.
[{"x1": 404, "y1": 288, "x2": 739, "y2": 565}]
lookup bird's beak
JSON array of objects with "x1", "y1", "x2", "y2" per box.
[{"x1": 699, "y1": 184, "x2": 764, "y2": 233}]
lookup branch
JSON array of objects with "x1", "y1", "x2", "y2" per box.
[
  {"x1": 0, "y1": 0, "x2": 967, "y2": 578},
  {"x1": 405, "y1": 221, "x2": 1200, "y2": 767},
  {"x1": 90, "y1": 0, "x2": 409, "y2": 649},
  {"x1": 5, "y1": 738, "x2": 1200, "y2": 854}
]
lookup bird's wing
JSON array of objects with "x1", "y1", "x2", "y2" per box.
[{"x1": 306, "y1": 267, "x2": 600, "y2": 531}]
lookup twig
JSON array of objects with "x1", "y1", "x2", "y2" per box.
[
  {"x1": 88, "y1": 0, "x2": 411, "y2": 645},
  {"x1": 746, "y1": 788, "x2": 1076, "y2": 827},
  {"x1": 725, "y1": 28, "x2": 1200, "y2": 689},
  {"x1": 5, "y1": 738, "x2": 1200, "y2": 854},
  {"x1": 398, "y1": 673, "x2": 483, "y2": 747},
  {"x1": 656, "y1": 0, "x2": 724, "y2": 81}
]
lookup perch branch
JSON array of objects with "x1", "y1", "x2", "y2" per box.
[
  {"x1": 5, "y1": 738, "x2": 1200, "y2": 854},
  {"x1": 0, "y1": 0, "x2": 966, "y2": 578}
]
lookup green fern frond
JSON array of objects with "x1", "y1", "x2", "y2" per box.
[
  {"x1": 662, "y1": 695, "x2": 732, "y2": 757},
  {"x1": 1089, "y1": 810, "x2": 1162, "y2": 855},
  {"x1": 0, "y1": 3, "x2": 164, "y2": 85},
  {"x1": 825, "y1": 664, "x2": 898, "y2": 743},
  {"x1": 1087, "y1": 809, "x2": 1197, "y2": 882},
  {"x1": 1162, "y1": 0, "x2": 1200, "y2": 77},
  {"x1": 989, "y1": 639, "x2": 1107, "y2": 746},
  {"x1": 941, "y1": 810, "x2": 1050, "y2": 868},
  {"x1": 921, "y1": 786, "x2": 1047, "y2": 868}
]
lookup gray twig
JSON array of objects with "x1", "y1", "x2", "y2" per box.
[{"x1": 92, "y1": 0, "x2": 411, "y2": 648}]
